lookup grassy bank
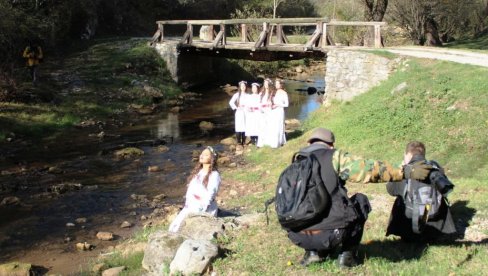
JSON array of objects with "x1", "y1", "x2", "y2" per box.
[
  {"x1": 445, "y1": 34, "x2": 488, "y2": 52},
  {"x1": 0, "y1": 38, "x2": 181, "y2": 141},
  {"x1": 78, "y1": 55, "x2": 488, "y2": 275},
  {"x1": 214, "y1": 58, "x2": 488, "y2": 274}
]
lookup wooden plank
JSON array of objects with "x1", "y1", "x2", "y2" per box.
[
  {"x1": 326, "y1": 21, "x2": 387, "y2": 26},
  {"x1": 160, "y1": 24, "x2": 164, "y2": 42},
  {"x1": 321, "y1": 23, "x2": 327, "y2": 48},
  {"x1": 180, "y1": 29, "x2": 191, "y2": 44},
  {"x1": 241, "y1": 24, "x2": 248, "y2": 42},
  {"x1": 187, "y1": 24, "x2": 193, "y2": 45},
  {"x1": 151, "y1": 29, "x2": 161, "y2": 43},
  {"x1": 304, "y1": 23, "x2": 322, "y2": 50},
  {"x1": 276, "y1": 24, "x2": 283, "y2": 44},
  {"x1": 254, "y1": 23, "x2": 269, "y2": 49},
  {"x1": 157, "y1": 18, "x2": 329, "y2": 26},
  {"x1": 212, "y1": 29, "x2": 225, "y2": 48},
  {"x1": 374, "y1": 24, "x2": 382, "y2": 48},
  {"x1": 221, "y1": 24, "x2": 227, "y2": 46}
]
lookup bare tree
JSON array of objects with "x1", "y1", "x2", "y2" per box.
[
  {"x1": 273, "y1": 0, "x2": 286, "y2": 18},
  {"x1": 362, "y1": 0, "x2": 388, "y2": 21}
]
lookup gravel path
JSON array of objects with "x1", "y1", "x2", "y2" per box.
[{"x1": 384, "y1": 46, "x2": 488, "y2": 68}]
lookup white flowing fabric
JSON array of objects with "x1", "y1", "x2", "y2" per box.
[
  {"x1": 229, "y1": 92, "x2": 247, "y2": 132},
  {"x1": 267, "y1": 90, "x2": 288, "y2": 148},
  {"x1": 257, "y1": 92, "x2": 272, "y2": 148},
  {"x1": 245, "y1": 94, "x2": 261, "y2": 137},
  {"x1": 168, "y1": 170, "x2": 221, "y2": 232}
]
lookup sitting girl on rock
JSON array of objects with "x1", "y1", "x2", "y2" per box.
[{"x1": 169, "y1": 146, "x2": 221, "y2": 232}]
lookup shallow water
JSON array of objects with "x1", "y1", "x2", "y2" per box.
[{"x1": 0, "y1": 73, "x2": 324, "y2": 273}]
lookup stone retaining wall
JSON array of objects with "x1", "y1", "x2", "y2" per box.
[
  {"x1": 324, "y1": 50, "x2": 401, "y2": 103},
  {"x1": 154, "y1": 42, "x2": 214, "y2": 87}
]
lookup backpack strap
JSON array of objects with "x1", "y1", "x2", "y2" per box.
[{"x1": 264, "y1": 197, "x2": 275, "y2": 225}]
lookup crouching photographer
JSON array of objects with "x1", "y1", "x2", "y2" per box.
[{"x1": 386, "y1": 141, "x2": 457, "y2": 242}]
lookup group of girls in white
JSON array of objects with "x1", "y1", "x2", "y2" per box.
[
  {"x1": 169, "y1": 146, "x2": 221, "y2": 232},
  {"x1": 228, "y1": 78, "x2": 289, "y2": 148}
]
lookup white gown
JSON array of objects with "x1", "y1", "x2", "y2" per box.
[
  {"x1": 245, "y1": 93, "x2": 261, "y2": 137},
  {"x1": 267, "y1": 90, "x2": 288, "y2": 148},
  {"x1": 257, "y1": 92, "x2": 272, "y2": 148},
  {"x1": 168, "y1": 170, "x2": 221, "y2": 232},
  {"x1": 229, "y1": 92, "x2": 247, "y2": 132}
]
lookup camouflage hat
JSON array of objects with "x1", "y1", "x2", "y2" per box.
[{"x1": 307, "y1": 128, "x2": 335, "y2": 144}]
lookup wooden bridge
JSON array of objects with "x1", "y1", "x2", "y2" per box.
[{"x1": 151, "y1": 18, "x2": 386, "y2": 61}]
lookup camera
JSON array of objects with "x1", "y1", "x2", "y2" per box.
[{"x1": 426, "y1": 161, "x2": 455, "y2": 196}]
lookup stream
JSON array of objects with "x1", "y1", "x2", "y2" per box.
[{"x1": 0, "y1": 74, "x2": 324, "y2": 274}]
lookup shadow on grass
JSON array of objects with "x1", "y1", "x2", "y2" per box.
[
  {"x1": 286, "y1": 130, "x2": 304, "y2": 141},
  {"x1": 362, "y1": 200, "x2": 483, "y2": 262}
]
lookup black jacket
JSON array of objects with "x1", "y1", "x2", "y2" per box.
[{"x1": 298, "y1": 144, "x2": 358, "y2": 231}]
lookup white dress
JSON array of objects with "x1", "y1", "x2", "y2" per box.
[
  {"x1": 257, "y1": 92, "x2": 272, "y2": 147},
  {"x1": 168, "y1": 170, "x2": 221, "y2": 232},
  {"x1": 229, "y1": 92, "x2": 247, "y2": 132},
  {"x1": 245, "y1": 93, "x2": 261, "y2": 137},
  {"x1": 267, "y1": 90, "x2": 288, "y2": 148}
]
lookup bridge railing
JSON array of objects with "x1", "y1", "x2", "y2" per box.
[{"x1": 151, "y1": 18, "x2": 387, "y2": 51}]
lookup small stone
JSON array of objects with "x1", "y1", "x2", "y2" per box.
[
  {"x1": 76, "y1": 242, "x2": 93, "y2": 251},
  {"x1": 390, "y1": 82, "x2": 408, "y2": 95},
  {"x1": 228, "y1": 162, "x2": 237, "y2": 168},
  {"x1": 0, "y1": 196, "x2": 20, "y2": 206},
  {"x1": 199, "y1": 121, "x2": 214, "y2": 132},
  {"x1": 102, "y1": 266, "x2": 126, "y2": 276},
  {"x1": 96, "y1": 231, "x2": 114, "y2": 241},
  {"x1": 157, "y1": 145, "x2": 169, "y2": 153},
  {"x1": 140, "y1": 215, "x2": 148, "y2": 221},
  {"x1": 48, "y1": 166, "x2": 62, "y2": 174},
  {"x1": 153, "y1": 193, "x2": 166, "y2": 201},
  {"x1": 229, "y1": 190, "x2": 238, "y2": 196},
  {"x1": 75, "y1": 217, "x2": 87, "y2": 224},
  {"x1": 120, "y1": 221, "x2": 132, "y2": 228},
  {"x1": 66, "y1": 222, "x2": 76, "y2": 227},
  {"x1": 220, "y1": 137, "x2": 236, "y2": 145},
  {"x1": 148, "y1": 165, "x2": 162, "y2": 172},
  {"x1": 129, "y1": 211, "x2": 137, "y2": 216},
  {"x1": 64, "y1": 236, "x2": 73, "y2": 243}
]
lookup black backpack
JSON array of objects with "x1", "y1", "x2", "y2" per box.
[{"x1": 265, "y1": 149, "x2": 331, "y2": 231}]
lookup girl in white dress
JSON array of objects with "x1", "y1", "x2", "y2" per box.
[
  {"x1": 229, "y1": 81, "x2": 248, "y2": 146},
  {"x1": 257, "y1": 79, "x2": 274, "y2": 148},
  {"x1": 169, "y1": 146, "x2": 221, "y2": 232},
  {"x1": 268, "y1": 78, "x2": 289, "y2": 148},
  {"x1": 245, "y1": 83, "x2": 261, "y2": 145}
]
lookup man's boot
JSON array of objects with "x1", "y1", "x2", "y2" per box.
[
  {"x1": 300, "y1": 250, "x2": 321, "y2": 266},
  {"x1": 337, "y1": 251, "x2": 359, "y2": 268}
]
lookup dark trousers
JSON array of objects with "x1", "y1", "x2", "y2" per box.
[
  {"x1": 235, "y1": 132, "x2": 245, "y2": 145},
  {"x1": 28, "y1": 65, "x2": 38, "y2": 83},
  {"x1": 288, "y1": 219, "x2": 365, "y2": 252}
]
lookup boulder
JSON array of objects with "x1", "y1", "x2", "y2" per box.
[
  {"x1": 120, "y1": 221, "x2": 132, "y2": 228},
  {"x1": 222, "y1": 85, "x2": 238, "y2": 95},
  {"x1": 142, "y1": 231, "x2": 187, "y2": 275},
  {"x1": 0, "y1": 196, "x2": 20, "y2": 206},
  {"x1": 199, "y1": 121, "x2": 214, "y2": 133},
  {"x1": 390, "y1": 82, "x2": 408, "y2": 95},
  {"x1": 92, "y1": 263, "x2": 107, "y2": 274},
  {"x1": 220, "y1": 137, "x2": 236, "y2": 146},
  {"x1": 76, "y1": 242, "x2": 93, "y2": 251},
  {"x1": 114, "y1": 147, "x2": 144, "y2": 159},
  {"x1": 170, "y1": 239, "x2": 218, "y2": 276},
  {"x1": 102, "y1": 266, "x2": 126, "y2": 276},
  {"x1": 75, "y1": 217, "x2": 88, "y2": 224},
  {"x1": 233, "y1": 213, "x2": 265, "y2": 227},
  {"x1": 179, "y1": 214, "x2": 226, "y2": 241},
  {"x1": 0, "y1": 262, "x2": 32, "y2": 276},
  {"x1": 217, "y1": 156, "x2": 231, "y2": 166},
  {"x1": 96, "y1": 231, "x2": 114, "y2": 241}
]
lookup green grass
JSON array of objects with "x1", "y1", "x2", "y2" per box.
[
  {"x1": 444, "y1": 34, "x2": 488, "y2": 52},
  {"x1": 214, "y1": 57, "x2": 488, "y2": 275}
]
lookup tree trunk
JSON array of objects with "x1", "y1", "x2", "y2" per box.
[
  {"x1": 424, "y1": 18, "x2": 442, "y2": 46},
  {"x1": 363, "y1": 0, "x2": 388, "y2": 21}
]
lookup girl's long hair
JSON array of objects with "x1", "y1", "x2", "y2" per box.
[
  {"x1": 260, "y1": 81, "x2": 275, "y2": 103},
  {"x1": 186, "y1": 149, "x2": 219, "y2": 187},
  {"x1": 237, "y1": 82, "x2": 247, "y2": 106}
]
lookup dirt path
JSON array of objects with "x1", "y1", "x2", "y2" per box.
[{"x1": 385, "y1": 46, "x2": 488, "y2": 68}]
